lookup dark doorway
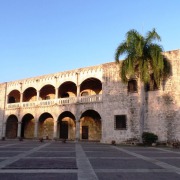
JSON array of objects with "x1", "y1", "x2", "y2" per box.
[
  {"x1": 82, "y1": 126, "x2": 88, "y2": 139},
  {"x1": 60, "y1": 121, "x2": 68, "y2": 139},
  {"x1": 6, "y1": 115, "x2": 18, "y2": 139}
]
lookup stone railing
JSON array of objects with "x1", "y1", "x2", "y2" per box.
[
  {"x1": 39, "y1": 99, "x2": 56, "y2": 106},
  {"x1": 58, "y1": 97, "x2": 77, "y2": 105},
  {"x1": 79, "y1": 94, "x2": 102, "y2": 103},
  {"x1": 22, "y1": 102, "x2": 36, "y2": 108},
  {"x1": 7, "y1": 103, "x2": 20, "y2": 109},
  {"x1": 6, "y1": 94, "x2": 102, "y2": 109}
]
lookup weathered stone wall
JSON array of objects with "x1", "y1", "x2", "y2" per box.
[
  {"x1": 0, "y1": 83, "x2": 6, "y2": 138},
  {"x1": 101, "y1": 63, "x2": 141, "y2": 143},
  {"x1": 146, "y1": 50, "x2": 180, "y2": 141},
  {"x1": 101, "y1": 50, "x2": 180, "y2": 143}
]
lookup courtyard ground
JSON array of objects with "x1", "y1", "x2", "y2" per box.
[{"x1": 0, "y1": 140, "x2": 179, "y2": 179}]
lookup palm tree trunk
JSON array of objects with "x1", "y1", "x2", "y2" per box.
[{"x1": 139, "y1": 83, "x2": 146, "y2": 142}]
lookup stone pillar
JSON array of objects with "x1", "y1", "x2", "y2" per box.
[
  {"x1": 34, "y1": 120, "x2": 38, "y2": 138},
  {"x1": 6, "y1": 95, "x2": 8, "y2": 104},
  {"x1": 75, "y1": 120, "x2": 81, "y2": 141},
  {"x1": 20, "y1": 93, "x2": 23, "y2": 103},
  {"x1": 53, "y1": 120, "x2": 58, "y2": 139},
  {"x1": 17, "y1": 122, "x2": 22, "y2": 138},
  {"x1": 76, "y1": 72, "x2": 80, "y2": 102},
  {"x1": 55, "y1": 88, "x2": 58, "y2": 100},
  {"x1": 77, "y1": 85, "x2": 80, "y2": 97},
  {"x1": 37, "y1": 90, "x2": 40, "y2": 101},
  {"x1": 2, "y1": 122, "x2": 6, "y2": 138}
]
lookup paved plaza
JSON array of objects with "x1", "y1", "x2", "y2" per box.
[{"x1": 0, "y1": 141, "x2": 179, "y2": 179}]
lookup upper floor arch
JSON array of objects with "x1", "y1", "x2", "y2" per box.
[
  {"x1": 23, "y1": 87, "x2": 37, "y2": 102},
  {"x1": 8, "y1": 90, "x2": 20, "y2": 103},
  {"x1": 58, "y1": 81, "x2": 77, "y2": 98},
  {"x1": 39, "y1": 84, "x2": 55, "y2": 100},
  {"x1": 80, "y1": 77, "x2": 102, "y2": 96}
]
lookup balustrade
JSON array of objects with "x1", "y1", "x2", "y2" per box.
[
  {"x1": 6, "y1": 94, "x2": 102, "y2": 109},
  {"x1": 22, "y1": 102, "x2": 36, "y2": 108},
  {"x1": 7, "y1": 103, "x2": 20, "y2": 109},
  {"x1": 39, "y1": 99, "x2": 55, "y2": 106},
  {"x1": 79, "y1": 94, "x2": 102, "y2": 103},
  {"x1": 58, "y1": 97, "x2": 77, "y2": 105}
]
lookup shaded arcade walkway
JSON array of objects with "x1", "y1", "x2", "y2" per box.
[{"x1": 0, "y1": 141, "x2": 179, "y2": 179}]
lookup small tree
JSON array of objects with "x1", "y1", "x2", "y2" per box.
[{"x1": 142, "y1": 132, "x2": 158, "y2": 145}]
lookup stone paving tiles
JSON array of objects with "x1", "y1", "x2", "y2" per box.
[
  {"x1": 0, "y1": 152, "x2": 23, "y2": 157},
  {"x1": 154, "y1": 159, "x2": 180, "y2": 168},
  {"x1": 131, "y1": 152, "x2": 180, "y2": 157},
  {"x1": 0, "y1": 173, "x2": 78, "y2": 180},
  {"x1": 86, "y1": 151, "x2": 134, "y2": 157},
  {"x1": 0, "y1": 147, "x2": 32, "y2": 151},
  {"x1": 3, "y1": 158, "x2": 77, "y2": 169},
  {"x1": 96, "y1": 172, "x2": 180, "y2": 180},
  {"x1": 90, "y1": 158, "x2": 162, "y2": 169},
  {"x1": 28, "y1": 151, "x2": 76, "y2": 157},
  {"x1": 0, "y1": 141, "x2": 179, "y2": 179}
]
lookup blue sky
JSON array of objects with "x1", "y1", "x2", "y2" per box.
[{"x1": 0, "y1": 0, "x2": 180, "y2": 83}]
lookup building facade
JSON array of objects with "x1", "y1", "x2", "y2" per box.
[{"x1": 0, "y1": 50, "x2": 179, "y2": 143}]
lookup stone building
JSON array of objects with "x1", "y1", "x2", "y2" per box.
[{"x1": 0, "y1": 49, "x2": 179, "y2": 143}]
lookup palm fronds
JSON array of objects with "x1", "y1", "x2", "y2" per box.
[{"x1": 115, "y1": 28, "x2": 170, "y2": 86}]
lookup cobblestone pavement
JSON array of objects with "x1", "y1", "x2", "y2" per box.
[{"x1": 0, "y1": 140, "x2": 179, "y2": 179}]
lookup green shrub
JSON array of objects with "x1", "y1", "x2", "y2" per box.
[{"x1": 142, "y1": 132, "x2": 158, "y2": 145}]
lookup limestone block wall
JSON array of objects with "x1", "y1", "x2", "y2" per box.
[
  {"x1": 146, "y1": 50, "x2": 180, "y2": 141},
  {"x1": 101, "y1": 50, "x2": 180, "y2": 143},
  {"x1": 0, "y1": 83, "x2": 6, "y2": 137},
  {"x1": 101, "y1": 63, "x2": 141, "y2": 143}
]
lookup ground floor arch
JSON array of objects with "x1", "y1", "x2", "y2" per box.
[
  {"x1": 21, "y1": 114, "x2": 35, "y2": 139},
  {"x1": 80, "y1": 110, "x2": 101, "y2": 141},
  {"x1": 4, "y1": 109, "x2": 102, "y2": 141},
  {"x1": 6, "y1": 115, "x2": 18, "y2": 139},
  {"x1": 57, "y1": 111, "x2": 76, "y2": 140},
  {"x1": 38, "y1": 113, "x2": 54, "y2": 139}
]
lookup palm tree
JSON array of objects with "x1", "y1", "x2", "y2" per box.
[{"x1": 115, "y1": 28, "x2": 170, "y2": 141}]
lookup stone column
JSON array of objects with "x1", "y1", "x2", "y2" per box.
[
  {"x1": 76, "y1": 72, "x2": 80, "y2": 102},
  {"x1": 75, "y1": 120, "x2": 81, "y2": 141},
  {"x1": 77, "y1": 85, "x2": 80, "y2": 96},
  {"x1": 37, "y1": 90, "x2": 40, "y2": 101},
  {"x1": 55, "y1": 88, "x2": 58, "y2": 100},
  {"x1": 2, "y1": 122, "x2": 6, "y2": 138},
  {"x1": 53, "y1": 120, "x2": 58, "y2": 139},
  {"x1": 20, "y1": 93, "x2": 23, "y2": 103},
  {"x1": 34, "y1": 120, "x2": 38, "y2": 139},
  {"x1": 17, "y1": 122, "x2": 22, "y2": 138},
  {"x1": 6, "y1": 95, "x2": 8, "y2": 104}
]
